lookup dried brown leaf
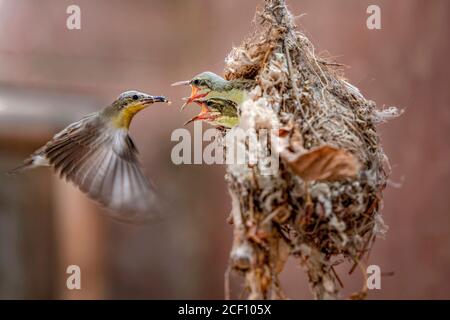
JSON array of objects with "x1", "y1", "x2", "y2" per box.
[{"x1": 283, "y1": 145, "x2": 360, "y2": 182}]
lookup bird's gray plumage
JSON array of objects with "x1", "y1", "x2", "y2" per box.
[{"x1": 9, "y1": 113, "x2": 160, "y2": 222}]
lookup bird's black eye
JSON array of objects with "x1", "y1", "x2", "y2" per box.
[
  {"x1": 132, "y1": 94, "x2": 139, "y2": 100},
  {"x1": 192, "y1": 79, "x2": 200, "y2": 86}
]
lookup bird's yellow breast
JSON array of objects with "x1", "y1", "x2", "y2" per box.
[{"x1": 112, "y1": 103, "x2": 146, "y2": 129}]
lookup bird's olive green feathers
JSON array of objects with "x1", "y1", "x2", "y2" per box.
[{"x1": 8, "y1": 90, "x2": 169, "y2": 222}]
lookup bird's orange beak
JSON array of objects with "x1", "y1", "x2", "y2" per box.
[
  {"x1": 183, "y1": 100, "x2": 210, "y2": 126},
  {"x1": 181, "y1": 86, "x2": 209, "y2": 111},
  {"x1": 171, "y1": 80, "x2": 208, "y2": 110},
  {"x1": 189, "y1": 86, "x2": 208, "y2": 103}
]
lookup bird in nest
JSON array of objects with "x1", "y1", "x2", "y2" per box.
[
  {"x1": 172, "y1": 71, "x2": 255, "y2": 128},
  {"x1": 184, "y1": 97, "x2": 240, "y2": 129}
]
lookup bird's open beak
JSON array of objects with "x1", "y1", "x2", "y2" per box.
[
  {"x1": 182, "y1": 86, "x2": 208, "y2": 111},
  {"x1": 171, "y1": 80, "x2": 208, "y2": 111},
  {"x1": 142, "y1": 95, "x2": 169, "y2": 105},
  {"x1": 183, "y1": 100, "x2": 210, "y2": 126}
]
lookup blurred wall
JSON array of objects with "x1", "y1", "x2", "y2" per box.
[{"x1": 0, "y1": 0, "x2": 449, "y2": 299}]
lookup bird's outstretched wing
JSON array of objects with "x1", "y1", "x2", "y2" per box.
[{"x1": 41, "y1": 113, "x2": 161, "y2": 222}]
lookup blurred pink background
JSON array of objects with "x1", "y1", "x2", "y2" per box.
[{"x1": 0, "y1": 0, "x2": 449, "y2": 299}]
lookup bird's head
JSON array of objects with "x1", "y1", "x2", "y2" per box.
[
  {"x1": 107, "y1": 90, "x2": 169, "y2": 129},
  {"x1": 172, "y1": 71, "x2": 228, "y2": 110},
  {"x1": 183, "y1": 98, "x2": 220, "y2": 126},
  {"x1": 184, "y1": 97, "x2": 238, "y2": 128}
]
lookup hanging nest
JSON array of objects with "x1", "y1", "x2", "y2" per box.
[{"x1": 222, "y1": 0, "x2": 401, "y2": 299}]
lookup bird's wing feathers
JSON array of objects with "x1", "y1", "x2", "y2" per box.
[{"x1": 42, "y1": 114, "x2": 160, "y2": 222}]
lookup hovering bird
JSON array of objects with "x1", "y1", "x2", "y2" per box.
[
  {"x1": 8, "y1": 91, "x2": 169, "y2": 222},
  {"x1": 171, "y1": 71, "x2": 254, "y2": 110},
  {"x1": 184, "y1": 97, "x2": 239, "y2": 129}
]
